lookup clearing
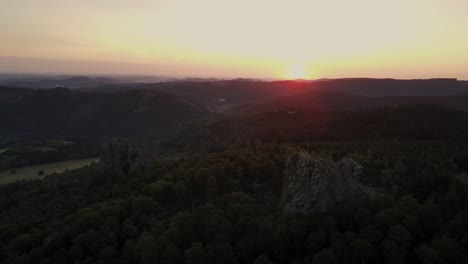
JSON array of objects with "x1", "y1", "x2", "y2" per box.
[{"x1": 0, "y1": 158, "x2": 99, "y2": 185}]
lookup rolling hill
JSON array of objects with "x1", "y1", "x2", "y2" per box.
[
  {"x1": 152, "y1": 105, "x2": 468, "y2": 155},
  {"x1": 0, "y1": 87, "x2": 211, "y2": 143},
  {"x1": 230, "y1": 90, "x2": 468, "y2": 114},
  {"x1": 78, "y1": 78, "x2": 468, "y2": 112}
]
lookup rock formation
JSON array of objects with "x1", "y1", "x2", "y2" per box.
[
  {"x1": 281, "y1": 151, "x2": 376, "y2": 214},
  {"x1": 100, "y1": 139, "x2": 151, "y2": 176}
]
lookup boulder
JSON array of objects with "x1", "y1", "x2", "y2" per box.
[{"x1": 281, "y1": 151, "x2": 375, "y2": 214}]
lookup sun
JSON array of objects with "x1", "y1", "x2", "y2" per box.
[{"x1": 286, "y1": 63, "x2": 308, "y2": 79}]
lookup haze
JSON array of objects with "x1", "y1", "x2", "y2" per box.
[{"x1": 1, "y1": 0, "x2": 468, "y2": 79}]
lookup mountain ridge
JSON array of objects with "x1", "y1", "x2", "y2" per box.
[{"x1": 0, "y1": 86, "x2": 212, "y2": 143}]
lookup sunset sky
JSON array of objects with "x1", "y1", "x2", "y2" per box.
[{"x1": 1, "y1": 0, "x2": 467, "y2": 79}]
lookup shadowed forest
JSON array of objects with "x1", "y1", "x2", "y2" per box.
[{"x1": 1, "y1": 77, "x2": 468, "y2": 263}]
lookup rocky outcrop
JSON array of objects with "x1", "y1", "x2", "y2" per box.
[
  {"x1": 101, "y1": 139, "x2": 151, "y2": 176},
  {"x1": 281, "y1": 151, "x2": 376, "y2": 214}
]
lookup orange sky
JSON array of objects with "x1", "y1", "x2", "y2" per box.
[{"x1": 1, "y1": 0, "x2": 467, "y2": 79}]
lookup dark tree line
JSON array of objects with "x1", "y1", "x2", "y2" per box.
[{"x1": 1, "y1": 141, "x2": 468, "y2": 264}]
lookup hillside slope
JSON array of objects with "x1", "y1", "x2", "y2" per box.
[
  {"x1": 230, "y1": 90, "x2": 468, "y2": 113},
  {"x1": 0, "y1": 87, "x2": 211, "y2": 143},
  {"x1": 153, "y1": 105, "x2": 468, "y2": 155},
  {"x1": 79, "y1": 78, "x2": 468, "y2": 111}
]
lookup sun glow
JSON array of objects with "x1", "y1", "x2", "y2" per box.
[
  {"x1": 286, "y1": 64, "x2": 308, "y2": 79},
  {"x1": 1, "y1": 0, "x2": 468, "y2": 78}
]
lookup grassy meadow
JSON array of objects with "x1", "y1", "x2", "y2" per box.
[{"x1": 0, "y1": 158, "x2": 99, "y2": 185}]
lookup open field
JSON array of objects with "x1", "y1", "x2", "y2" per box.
[{"x1": 0, "y1": 158, "x2": 99, "y2": 185}]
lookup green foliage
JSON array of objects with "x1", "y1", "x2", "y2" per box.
[
  {"x1": 135, "y1": 232, "x2": 157, "y2": 264},
  {"x1": 1, "y1": 142, "x2": 468, "y2": 263}
]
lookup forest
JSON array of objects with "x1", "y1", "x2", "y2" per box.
[
  {"x1": 1, "y1": 103, "x2": 468, "y2": 263},
  {"x1": 2, "y1": 0, "x2": 468, "y2": 261}
]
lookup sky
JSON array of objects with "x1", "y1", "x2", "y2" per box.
[{"x1": 1, "y1": 0, "x2": 468, "y2": 79}]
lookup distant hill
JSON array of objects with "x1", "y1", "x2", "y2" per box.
[
  {"x1": 230, "y1": 90, "x2": 468, "y2": 113},
  {"x1": 153, "y1": 105, "x2": 468, "y2": 155},
  {"x1": 0, "y1": 76, "x2": 126, "y2": 89},
  {"x1": 0, "y1": 87, "x2": 211, "y2": 143},
  {"x1": 307, "y1": 78, "x2": 468, "y2": 96},
  {"x1": 78, "y1": 80, "x2": 321, "y2": 112},
  {"x1": 0, "y1": 74, "x2": 177, "y2": 88},
  {"x1": 78, "y1": 78, "x2": 468, "y2": 112}
]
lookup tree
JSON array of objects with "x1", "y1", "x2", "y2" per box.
[
  {"x1": 68, "y1": 244, "x2": 83, "y2": 261},
  {"x1": 441, "y1": 185, "x2": 460, "y2": 218},
  {"x1": 9, "y1": 233, "x2": 34, "y2": 253},
  {"x1": 146, "y1": 181, "x2": 176, "y2": 205},
  {"x1": 311, "y1": 249, "x2": 337, "y2": 264},
  {"x1": 350, "y1": 239, "x2": 376, "y2": 264},
  {"x1": 235, "y1": 237, "x2": 256, "y2": 262},
  {"x1": 131, "y1": 196, "x2": 159, "y2": 215},
  {"x1": 383, "y1": 241, "x2": 407, "y2": 264},
  {"x1": 135, "y1": 232, "x2": 157, "y2": 264},
  {"x1": 10, "y1": 254, "x2": 30, "y2": 264},
  {"x1": 289, "y1": 219, "x2": 308, "y2": 256},
  {"x1": 393, "y1": 160, "x2": 408, "y2": 179},
  {"x1": 195, "y1": 168, "x2": 212, "y2": 195},
  {"x1": 430, "y1": 237, "x2": 462, "y2": 264},
  {"x1": 387, "y1": 225, "x2": 412, "y2": 247},
  {"x1": 226, "y1": 178, "x2": 241, "y2": 193},
  {"x1": 175, "y1": 180, "x2": 187, "y2": 208},
  {"x1": 171, "y1": 212, "x2": 194, "y2": 247},
  {"x1": 329, "y1": 239, "x2": 351, "y2": 264},
  {"x1": 359, "y1": 225, "x2": 383, "y2": 245},
  {"x1": 252, "y1": 254, "x2": 272, "y2": 264},
  {"x1": 255, "y1": 221, "x2": 275, "y2": 254},
  {"x1": 212, "y1": 163, "x2": 229, "y2": 194},
  {"x1": 206, "y1": 176, "x2": 218, "y2": 203},
  {"x1": 307, "y1": 229, "x2": 327, "y2": 255},
  {"x1": 271, "y1": 162, "x2": 283, "y2": 196},
  {"x1": 121, "y1": 240, "x2": 136, "y2": 263},
  {"x1": 184, "y1": 242, "x2": 205, "y2": 264},
  {"x1": 415, "y1": 244, "x2": 442, "y2": 264},
  {"x1": 274, "y1": 224, "x2": 290, "y2": 262},
  {"x1": 214, "y1": 243, "x2": 236, "y2": 264},
  {"x1": 420, "y1": 200, "x2": 442, "y2": 236},
  {"x1": 99, "y1": 246, "x2": 117, "y2": 263},
  {"x1": 375, "y1": 209, "x2": 400, "y2": 230},
  {"x1": 160, "y1": 244, "x2": 181, "y2": 264}
]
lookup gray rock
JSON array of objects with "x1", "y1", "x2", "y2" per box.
[
  {"x1": 101, "y1": 139, "x2": 149, "y2": 176},
  {"x1": 281, "y1": 151, "x2": 375, "y2": 214}
]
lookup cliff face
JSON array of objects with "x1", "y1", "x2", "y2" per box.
[
  {"x1": 100, "y1": 139, "x2": 153, "y2": 177},
  {"x1": 281, "y1": 151, "x2": 376, "y2": 214}
]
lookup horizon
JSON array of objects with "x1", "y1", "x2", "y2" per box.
[
  {"x1": 0, "y1": 67, "x2": 464, "y2": 83},
  {"x1": 0, "y1": 56, "x2": 465, "y2": 82},
  {"x1": 2, "y1": 0, "x2": 468, "y2": 79}
]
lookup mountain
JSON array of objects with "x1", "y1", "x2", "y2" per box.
[{"x1": 0, "y1": 87, "x2": 211, "y2": 143}]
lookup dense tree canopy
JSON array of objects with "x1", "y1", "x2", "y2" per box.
[{"x1": 1, "y1": 140, "x2": 468, "y2": 264}]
